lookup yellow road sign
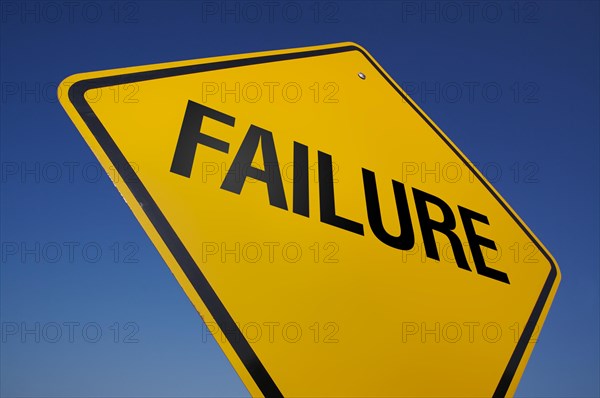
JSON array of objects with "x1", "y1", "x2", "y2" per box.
[{"x1": 60, "y1": 42, "x2": 560, "y2": 397}]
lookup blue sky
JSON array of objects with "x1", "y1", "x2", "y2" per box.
[{"x1": 1, "y1": 1, "x2": 598, "y2": 397}]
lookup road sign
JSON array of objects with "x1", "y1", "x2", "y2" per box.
[{"x1": 60, "y1": 42, "x2": 560, "y2": 397}]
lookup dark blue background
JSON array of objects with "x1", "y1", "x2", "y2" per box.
[{"x1": 1, "y1": 1, "x2": 598, "y2": 396}]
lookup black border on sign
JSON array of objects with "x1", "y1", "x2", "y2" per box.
[{"x1": 68, "y1": 44, "x2": 557, "y2": 398}]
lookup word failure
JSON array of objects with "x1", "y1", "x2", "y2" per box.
[{"x1": 169, "y1": 101, "x2": 509, "y2": 284}]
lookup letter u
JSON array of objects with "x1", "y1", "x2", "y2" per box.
[{"x1": 362, "y1": 168, "x2": 415, "y2": 250}]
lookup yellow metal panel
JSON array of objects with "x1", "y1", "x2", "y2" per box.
[{"x1": 59, "y1": 42, "x2": 560, "y2": 397}]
